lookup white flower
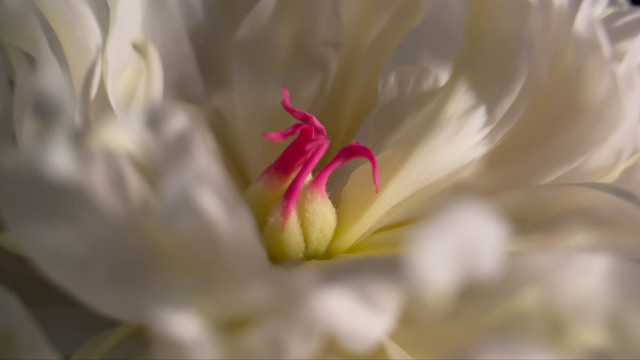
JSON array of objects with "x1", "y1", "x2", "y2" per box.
[{"x1": 2, "y1": 0, "x2": 640, "y2": 359}]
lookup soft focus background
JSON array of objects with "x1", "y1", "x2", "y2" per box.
[{"x1": 2, "y1": 0, "x2": 640, "y2": 359}]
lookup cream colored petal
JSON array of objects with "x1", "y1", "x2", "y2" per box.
[
  {"x1": 330, "y1": 80, "x2": 490, "y2": 254},
  {"x1": 105, "y1": 0, "x2": 207, "y2": 117},
  {"x1": 104, "y1": 0, "x2": 161, "y2": 117},
  {"x1": 352, "y1": 0, "x2": 463, "y2": 151},
  {"x1": 0, "y1": 284, "x2": 60, "y2": 359},
  {"x1": 331, "y1": 0, "x2": 564, "y2": 253},
  {"x1": 473, "y1": 0, "x2": 636, "y2": 189}
]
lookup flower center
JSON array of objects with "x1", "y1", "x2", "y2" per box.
[{"x1": 245, "y1": 88, "x2": 379, "y2": 263}]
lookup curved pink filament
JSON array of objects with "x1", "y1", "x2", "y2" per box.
[
  {"x1": 259, "y1": 126, "x2": 316, "y2": 180},
  {"x1": 263, "y1": 123, "x2": 309, "y2": 142},
  {"x1": 311, "y1": 141, "x2": 379, "y2": 193},
  {"x1": 281, "y1": 87, "x2": 327, "y2": 138},
  {"x1": 280, "y1": 140, "x2": 330, "y2": 224}
]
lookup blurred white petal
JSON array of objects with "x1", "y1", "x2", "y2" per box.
[
  {"x1": 493, "y1": 183, "x2": 640, "y2": 254},
  {"x1": 0, "y1": 103, "x2": 267, "y2": 322},
  {"x1": 309, "y1": 257, "x2": 404, "y2": 353},
  {"x1": 2, "y1": 0, "x2": 640, "y2": 358},
  {"x1": 405, "y1": 197, "x2": 512, "y2": 313},
  {"x1": 149, "y1": 306, "x2": 220, "y2": 359}
]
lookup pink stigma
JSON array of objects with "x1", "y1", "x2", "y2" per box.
[
  {"x1": 311, "y1": 141, "x2": 379, "y2": 194},
  {"x1": 260, "y1": 88, "x2": 378, "y2": 224},
  {"x1": 280, "y1": 88, "x2": 327, "y2": 138}
]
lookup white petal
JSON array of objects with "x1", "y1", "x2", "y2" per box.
[
  {"x1": 404, "y1": 197, "x2": 512, "y2": 313},
  {"x1": 474, "y1": 0, "x2": 636, "y2": 188},
  {"x1": 0, "y1": 102, "x2": 268, "y2": 323},
  {"x1": 0, "y1": 284, "x2": 60, "y2": 359},
  {"x1": 330, "y1": 80, "x2": 489, "y2": 254},
  {"x1": 308, "y1": 257, "x2": 404, "y2": 354},
  {"x1": 104, "y1": 0, "x2": 161, "y2": 117},
  {"x1": 142, "y1": 104, "x2": 270, "y2": 288},
  {"x1": 492, "y1": 183, "x2": 640, "y2": 254},
  {"x1": 0, "y1": 147, "x2": 181, "y2": 322}
]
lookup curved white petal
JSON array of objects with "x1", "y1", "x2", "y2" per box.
[
  {"x1": 104, "y1": 0, "x2": 154, "y2": 117},
  {"x1": 331, "y1": 0, "x2": 560, "y2": 253},
  {"x1": 104, "y1": 0, "x2": 207, "y2": 117},
  {"x1": 331, "y1": 80, "x2": 489, "y2": 254}
]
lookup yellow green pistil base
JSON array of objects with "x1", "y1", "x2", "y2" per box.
[
  {"x1": 256, "y1": 185, "x2": 337, "y2": 262},
  {"x1": 245, "y1": 88, "x2": 378, "y2": 263}
]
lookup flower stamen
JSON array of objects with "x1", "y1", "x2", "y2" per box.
[{"x1": 245, "y1": 87, "x2": 378, "y2": 262}]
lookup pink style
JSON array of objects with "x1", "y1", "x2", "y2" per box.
[{"x1": 260, "y1": 88, "x2": 379, "y2": 225}]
